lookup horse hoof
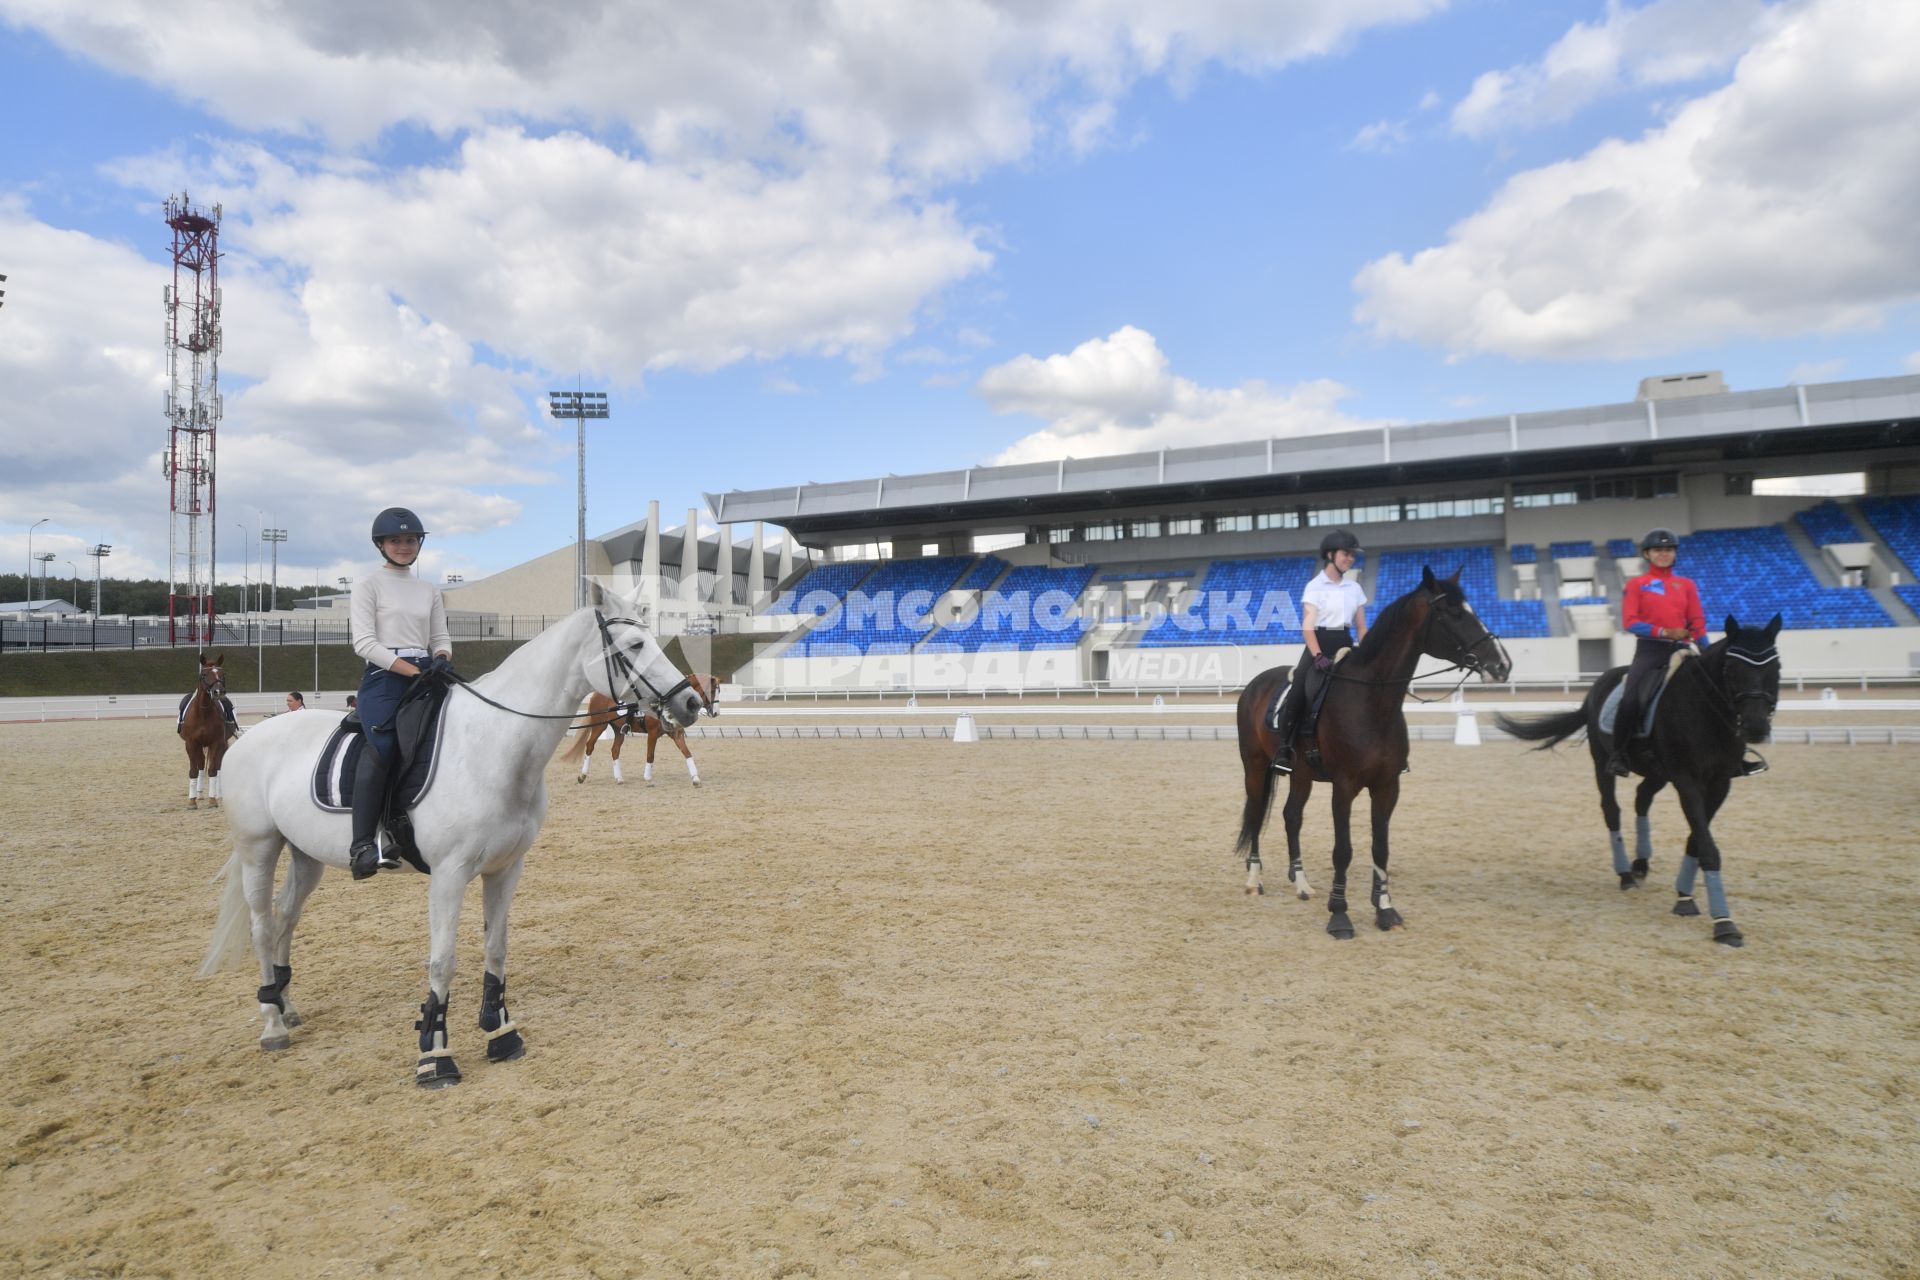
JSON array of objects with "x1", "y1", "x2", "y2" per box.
[
  {"x1": 207, "y1": 798, "x2": 220, "y2": 809},
  {"x1": 1375, "y1": 909, "x2": 1404, "y2": 932},
  {"x1": 1672, "y1": 898, "x2": 1701, "y2": 917},
  {"x1": 284, "y1": 1011, "x2": 304, "y2": 1028},
  {"x1": 187, "y1": 800, "x2": 198, "y2": 810},
  {"x1": 1327, "y1": 913, "x2": 1354, "y2": 940},
  {"x1": 416, "y1": 1056, "x2": 463, "y2": 1089},
  {"x1": 576, "y1": 775, "x2": 585, "y2": 784},
  {"x1": 1712, "y1": 921, "x2": 1745, "y2": 947},
  {"x1": 1618, "y1": 873, "x2": 1639, "y2": 891},
  {"x1": 1630, "y1": 859, "x2": 1649, "y2": 882},
  {"x1": 487, "y1": 1030, "x2": 526, "y2": 1063},
  {"x1": 260, "y1": 1035, "x2": 291, "y2": 1052}
]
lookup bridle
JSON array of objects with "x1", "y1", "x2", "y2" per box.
[
  {"x1": 1329, "y1": 591, "x2": 1508, "y2": 701},
  {"x1": 1694, "y1": 641, "x2": 1780, "y2": 726},
  {"x1": 448, "y1": 610, "x2": 693, "y2": 730}
]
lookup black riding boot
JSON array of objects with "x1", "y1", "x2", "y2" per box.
[
  {"x1": 1270, "y1": 685, "x2": 1305, "y2": 774},
  {"x1": 349, "y1": 744, "x2": 397, "y2": 880}
]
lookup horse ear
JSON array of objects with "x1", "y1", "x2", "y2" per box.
[
  {"x1": 1421, "y1": 565, "x2": 1436, "y2": 587},
  {"x1": 1448, "y1": 566, "x2": 1463, "y2": 584},
  {"x1": 212, "y1": 651, "x2": 224, "y2": 665},
  {"x1": 197, "y1": 650, "x2": 208, "y2": 664},
  {"x1": 1724, "y1": 614, "x2": 1737, "y2": 637},
  {"x1": 1765, "y1": 612, "x2": 1782, "y2": 638}
]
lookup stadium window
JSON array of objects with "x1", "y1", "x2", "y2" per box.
[
  {"x1": 1047, "y1": 526, "x2": 1074, "y2": 544},
  {"x1": 920, "y1": 542, "x2": 940, "y2": 556},
  {"x1": 1514, "y1": 481, "x2": 1586, "y2": 508},
  {"x1": 1214, "y1": 513, "x2": 1252, "y2": 533},
  {"x1": 1351, "y1": 503, "x2": 1399, "y2": 524},
  {"x1": 972, "y1": 531, "x2": 1025, "y2": 553},
  {"x1": 1755, "y1": 472, "x2": 1863, "y2": 497},
  {"x1": 1166, "y1": 516, "x2": 1204, "y2": 536},
  {"x1": 1255, "y1": 510, "x2": 1299, "y2": 530},
  {"x1": 1307, "y1": 506, "x2": 1351, "y2": 527},
  {"x1": 1725, "y1": 472, "x2": 1753, "y2": 496},
  {"x1": 1130, "y1": 518, "x2": 1162, "y2": 539},
  {"x1": 1083, "y1": 521, "x2": 1122, "y2": 541}
]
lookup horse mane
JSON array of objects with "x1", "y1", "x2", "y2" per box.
[{"x1": 1346, "y1": 576, "x2": 1456, "y2": 665}]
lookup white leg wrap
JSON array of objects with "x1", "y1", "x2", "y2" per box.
[
  {"x1": 643, "y1": 762, "x2": 652, "y2": 782},
  {"x1": 189, "y1": 772, "x2": 201, "y2": 799},
  {"x1": 685, "y1": 757, "x2": 699, "y2": 782},
  {"x1": 579, "y1": 754, "x2": 590, "y2": 776},
  {"x1": 210, "y1": 775, "x2": 221, "y2": 799},
  {"x1": 612, "y1": 759, "x2": 624, "y2": 783}
]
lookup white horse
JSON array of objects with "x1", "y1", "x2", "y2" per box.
[{"x1": 200, "y1": 603, "x2": 703, "y2": 1087}]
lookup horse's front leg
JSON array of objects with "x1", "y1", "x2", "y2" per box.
[
  {"x1": 206, "y1": 745, "x2": 225, "y2": 808},
  {"x1": 1368, "y1": 776, "x2": 1404, "y2": 932},
  {"x1": 479, "y1": 856, "x2": 528, "y2": 1064},
  {"x1": 1632, "y1": 776, "x2": 1667, "y2": 883},
  {"x1": 1672, "y1": 776, "x2": 1741, "y2": 945},
  {"x1": 1280, "y1": 770, "x2": 1314, "y2": 900},
  {"x1": 187, "y1": 745, "x2": 204, "y2": 808},
  {"x1": 676, "y1": 732, "x2": 700, "y2": 785},
  {"x1": 643, "y1": 727, "x2": 659, "y2": 783},
  {"x1": 1326, "y1": 781, "x2": 1358, "y2": 940},
  {"x1": 415, "y1": 869, "x2": 472, "y2": 1088},
  {"x1": 1594, "y1": 749, "x2": 1633, "y2": 888},
  {"x1": 609, "y1": 727, "x2": 626, "y2": 785},
  {"x1": 577, "y1": 727, "x2": 597, "y2": 783}
]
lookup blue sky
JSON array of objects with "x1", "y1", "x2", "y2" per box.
[{"x1": 2, "y1": 0, "x2": 1916, "y2": 588}]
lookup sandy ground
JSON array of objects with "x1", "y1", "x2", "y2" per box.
[{"x1": 3, "y1": 720, "x2": 1917, "y2": 1278}]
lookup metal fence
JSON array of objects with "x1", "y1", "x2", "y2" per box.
[
  {"x1": 0, "y1": 614, "x2": 567, "y2": 653},
  {"x1": 669, "y1": 722, "x2": 1920, "y2": 745}
]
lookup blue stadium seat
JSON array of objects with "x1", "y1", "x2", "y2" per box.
[
  {"x1": 789, "y1": 555, "x2": 975, "y2": 655},
  {"x1": 923, "y1": 564, "x2": 1097, "y2": 651},
  {"x1": 1606, "y1": 538, "x2": 1637, "y2": 558},
  {"x1": 1860, "y1": 496, "x2": 1920, "y2": 577},
  {"x1": 1372, "y1": 545, "x2": 1550, "y2": 638},
  {"x1": 1549, "y1": 540, "x2": 1594, "y2": 559},
  {"x1": 767, "y1": 561, "x2": 874, "y2": 614},
  {"x1": 1135, "y1": 555, "x2": 1316, "y2": 647},
  {"x1": 1795, "y1": 500, "x2": 1860, "y2": 547},
  {"x1": 1671, "y1": 526, "x2": 1890, "y2": 630},
  {"x1": 1509, "y1": 544, "x2": 1537, "y2": 564}
]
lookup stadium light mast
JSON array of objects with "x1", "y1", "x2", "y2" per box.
[
  {"x1": 163, "y1": 194, "x2": 222, "y2": 645},
  {"x1": 548, "y1": 387, "x2": 609, "y2": 611},
  {"x1": 34, "y1": 551, "x2": 54, "y2": 607},
  {"x1": 26, "y1": 517, "x2": 48, "y2": 602},
  {"x1": 262, "y1": 527, "x2": 287, "y2": 611},
  {"x1": 87, "y1": 544, "x2": 112, "y2": 615}
]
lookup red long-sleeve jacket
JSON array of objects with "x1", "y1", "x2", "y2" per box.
[{"x1": 1622, "y1": 564, "x2": 1705, "y2": 641}]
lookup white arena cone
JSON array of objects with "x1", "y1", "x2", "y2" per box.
[
  {"x1": 1454, "y1": 705, "x2": 1482, "y2": 746},
  {"x1": 953, "y1": 713, "x2": 978, "y2": 743}
]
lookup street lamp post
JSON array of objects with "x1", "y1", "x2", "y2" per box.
[
  {"x1": 548, "y1": 388, "x2": 609, "y2": 611},
  {"x1": 87, "y1": 544, "x2": 112, "y2": 616},
  {"x1": 26, "y1": 517, "x2": 48, "y2": 603},
  {"x1": 262, "y1": 528, "x2": 287, "y2": 612},
  {"x1": 34, "y1": 552, "x2": 54, "y2": 610}
]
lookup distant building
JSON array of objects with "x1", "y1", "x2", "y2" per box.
[{"x1": 0, "y1": 599, "x2": 82, "y2": 617}]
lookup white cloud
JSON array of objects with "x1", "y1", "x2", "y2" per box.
[
  {"x1": 1450, "y1": 0, "x2": 1772, "y2": 138},
  {"x1": 1904, "y1": 351, "x2": 1920, "y2": 374},
  {"x1": 978, "y1": 326, "x2": 1381, "y2": 463},
  {"x1": 1355, "y1": 0, "x2": 1920, "y2": 359},
  {"x1": 1789, "y1": 358, "x2": 1846, "y2": 383},
  {"x1": 1350, "y1": 118, "x2": 1410, "y2": 152},
  {"x1": 2, "y1": 0, "x2": 1449, "y2": 178}
]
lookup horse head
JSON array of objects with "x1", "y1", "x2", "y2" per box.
[
  {"x1": 1419, "y1": 566, "x2": 1513, "y2": 683},
  {"x1": 695, "y1": 673, "x2": 722, "y2": 717},
  {"x1": 594, "y1": 595, "x2": 705, "y2": 728},
  {"x1": 1720, "y1": 613, "x2": 1782, "y2": 743},
  {"x1": 199, "y1": 651, "x2": 227, "y2": 696}
]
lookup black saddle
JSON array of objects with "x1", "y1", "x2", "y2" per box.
[{"x1": 311, "y1": 681, "x2": 453, "y2": 873}]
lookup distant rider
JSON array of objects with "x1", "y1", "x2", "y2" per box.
[
  {"x1": 348, "y1": 507, "x2": 452, "y2": 880},
  {"x1": 1271, "y1": 529, "x2": 1369, "y2": 774},
  {"x1": 1608, "y1": 527, "x2": 1705, "y2": 777}
]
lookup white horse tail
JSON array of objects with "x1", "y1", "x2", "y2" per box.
[{"x1": 198, "y1": 852, "x2": 250, "y2": 977}]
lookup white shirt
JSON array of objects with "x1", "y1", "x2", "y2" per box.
[
  {"x1": 351, "y1": 562, "x2": 452, "y2": 671},
  {"x1": 1300, "y1": 570, "x2": 1368, "y2": 630}
]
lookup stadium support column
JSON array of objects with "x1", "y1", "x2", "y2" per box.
[
  {"x1": 777, "y1": 535, "x2": 794, "y2": 592},
  {"x1": 748, "y1": 522, "x2": 766, "y2": 607},
  {"x1": 682, "y1": 508, "x2": 701, "y2": 605},
  {"x1": 714, "y1": 523, "x2": 733, "y2": 608},
  {"x1": 640, "y1": 499, "x2": 661, "y2": 614}
]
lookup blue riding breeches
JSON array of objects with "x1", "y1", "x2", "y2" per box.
[{"x1": 355, "y1": 663, "x2": 420, "y2": 765}]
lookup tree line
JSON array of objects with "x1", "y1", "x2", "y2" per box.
[{"x1": 1, "y1": 572, "x2": 339, "y2": 617}]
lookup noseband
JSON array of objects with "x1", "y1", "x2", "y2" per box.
[
  {"x1": 594, "y1": 610, "x2": 693, "y2": 713},
  {"x1": 1722, "y1": 644, "x2": 1780, "y2": 716}
]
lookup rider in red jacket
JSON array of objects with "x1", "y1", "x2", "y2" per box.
[{"x1": 1609, "y1": 527, "x2": 1706, "y2": 776}]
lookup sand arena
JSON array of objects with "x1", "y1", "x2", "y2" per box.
[{"x1": 3, "y1": 717, "x2": 1916, "y2": 1277}]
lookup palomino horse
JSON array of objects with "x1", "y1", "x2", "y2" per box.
[
  {"x1": 567, "y1": 673, "x2": 721, "y2": 785},
  {"x1": 179, "y1": 651, "x2": 235, "y2": 809},
  {"x1": 200, "y1": 604, "x2": 705, "y2": 1086},
  {"x1": 1234, "y1": 568, "x2": 1513, "y2": 938},
  {"x1": 1495, "y1": 614, "x2": 1781, "y2": 946}
]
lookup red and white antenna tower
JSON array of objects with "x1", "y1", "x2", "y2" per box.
[{"x1": 163, "y1": 194, "x2": 222, "y2": 644}]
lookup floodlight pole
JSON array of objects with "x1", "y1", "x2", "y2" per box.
[
  {"x1": 26, "y1": 517, "x2": 48, "y2": 603},
  {"x1": 35, "y1": 552, "x2": 54, "y2": 608},
  {"x1": 548, "y1": 387, "x2": 609, "y2": 611},
  {"x1": 88, "y1": 544, "x2": 112, "y2": 616},
  {"x1": 262, "y1": 527, "x2": 287, "y2": 611}
]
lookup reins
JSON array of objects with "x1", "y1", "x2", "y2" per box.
[
  {"x1": 442, "y1": 610, "x2": 691, "y2": 732},
  {"x1": 1325, "y1": 593, "x2": 1504, "y2": 699}
]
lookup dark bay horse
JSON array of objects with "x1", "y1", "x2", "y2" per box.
[
  {"x1": 1234, "y1": 568, "x2": 1513, "y2": 938},
  {"x1": 564, "y1": 673, "x2": 721, "y2": 784},
  {"x1": 1494, "y1": 614, "x2": 1781, "y2": 946},
  {"x1": 179, "y1": 651, "x2": 235, "y2": 808}
]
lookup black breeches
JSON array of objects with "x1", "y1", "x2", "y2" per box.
[{"x1": 1615, "y1": 638, "x2": 1681, "y2": 739}]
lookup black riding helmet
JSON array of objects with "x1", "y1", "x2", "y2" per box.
[
  {"x1": 1319, "y1": 529, "x2": 1362, "y2": 559},
  {"x1": 1639, "y1": 527, "x2": 1679, "y2": 552},
  {"x1": 372, "y1": 507, "x2": 429, "y2": 567}
]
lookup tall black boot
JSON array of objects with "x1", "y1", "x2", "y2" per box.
[
  {"x1": 349, "y1": 744, "x2": 397, "y2": 880},
  {"x1": 1270, "y1": 686, "x2": 1303, "y2": 774}
]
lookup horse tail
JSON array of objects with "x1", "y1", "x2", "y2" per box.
[
  {"x1": 197, "y1": 852, "x2": 250, "y2": 977},
  {"x1": 1234, "y1": 675, "x2": 1280, "y2": 854},
  {"x1": 558, "y1": 721, "x2": 594, "y2": 765},
  {"x1": 1493, "y1": 707, "x2": 1587, "y2": 751},
  {"x1": 1235, "y1": 763, "x2": 1276, "y2": 855}
]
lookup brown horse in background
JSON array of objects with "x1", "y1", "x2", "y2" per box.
[
  {"x1": 179, "y1": 651, "x2": 236, "y2": 808},
  {"x1": 564, "y1": 673, "x2": 721, "y2": 785}
]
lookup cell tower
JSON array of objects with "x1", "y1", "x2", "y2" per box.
[{"x1": 163, "y1": 194, "x2": 222, "y2": 643}]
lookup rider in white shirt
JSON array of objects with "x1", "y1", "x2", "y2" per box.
[{"x1": 1272, "y1": 529, "x2": 1369, "y2": 774}]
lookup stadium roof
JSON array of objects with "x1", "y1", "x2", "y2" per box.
[{"x1": 707, "y1": 374, "x2": 1920, "y2": 536}]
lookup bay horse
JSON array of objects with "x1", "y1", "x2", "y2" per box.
[
  {"x1": 179, "y1": 651, "x2": 235, "y2": 809},
  {"x1": 199, "y1": 603, "x2": 705, "y2": 1086},
  {"x1": 1494, "y1": 614, "x2": 1781, "y2": 946},
  {"x1": 1234, "y1": 567, "x2": 1513, "y2": 938},
  {"x1": 566, "y1": 673, "x2": 721, "y2": 785}
]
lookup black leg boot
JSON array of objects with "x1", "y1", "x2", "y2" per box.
[{"x1": 349, "y1": 744, "x2": 395, "y2": 880}]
